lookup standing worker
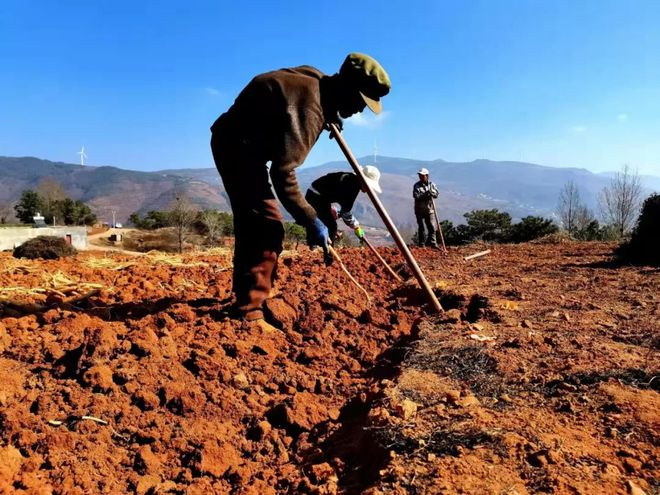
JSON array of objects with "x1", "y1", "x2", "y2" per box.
[
  {"x1": 413, "y1": 168, "x2": 440, "y2": 247},
  {"x1": 305, "y1": 166, "x2": 382, "y2": 244},
  {"x1": 210, "y1": 53, "x2": 391, "y2": 329}
]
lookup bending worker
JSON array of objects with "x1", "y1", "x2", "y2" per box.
[
  {"x1": 210, "y1": 53, "x2": 391, "y2": 327},
  {"x1": 305, "y1": 166, "x2": 381, "y2": 244},
  {"x1": 413, "y1": 167, "x2": 440, "y2": 247}
]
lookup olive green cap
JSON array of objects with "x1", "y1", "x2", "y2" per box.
[{"x1": 339, "y1": 52, "x2": 391, "y2": 114}]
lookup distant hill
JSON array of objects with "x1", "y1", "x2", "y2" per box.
[
  {"x1": 1, "y1": 155, "x2": 657, "y2": 229},
  {"x1": 0, "y1": 156, "x2": 229, "y2": 224},
  {"x1": 157, "y1": 157, "x2": 659, "y2": 229}
]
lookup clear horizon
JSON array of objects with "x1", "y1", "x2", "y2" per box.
[{"x1": 2, "y1": 0, "x2": 659, "y2": 176}]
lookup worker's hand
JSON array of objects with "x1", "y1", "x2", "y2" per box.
[
  {"x1": 306, "y1": 218, "x2": 330, "y2": 250},
  {"x1": 354, "y1": 226, "x2": 365, "y2": 240},
  {"x1": 325, "y1": 115, "x2": 344, "y2": 138},
  {"x1": 323, "y1": 249, "x2": 334, "y2": 266}
]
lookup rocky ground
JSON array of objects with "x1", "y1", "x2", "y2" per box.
[{"x1": 0, "y1": 242, "x2": 657, "y2": 494}]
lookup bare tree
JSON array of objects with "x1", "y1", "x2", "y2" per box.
[
  {"x1": 168, "y1": 194, "x2": 198, "y2": 253},
  {"x1": 200, "y1": 209, "x2": 223, "y2": 245},
  {"x1": 574, "y1": 204, "x2": 596, "y2": 233},
  {"x1": 0, "y1": 203, "x2": 16, "y2": 224},
  {"x1": 599, "y1": 164, "x2": 643, "y2": 238},
  {"x1": 556, "y1": 181, "x2": 582, "y2": 234},
  {"x1": 37, "y1": 178, "x2": 67, "y2": 219}
]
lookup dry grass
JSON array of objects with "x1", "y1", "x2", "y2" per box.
[
  {"x1": 0, "y1": 270, "x2": 106, "y2": 304},
  {"x1": 83, "y1": 257, "x2": 138, "y2": 271}
]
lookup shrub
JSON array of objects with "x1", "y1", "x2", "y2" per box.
[
  {"x1": 616, "y1": 193, "x2": 660, "y2": 266},
  {"x1": 13, "y1": 236, "x2": 77, "y2": 260},
  {"x1": 574, "y1": 220, "x2": 618, "y2": 241},
  {"x1": 129, "y1": 211, "x2": 170, "y2": 229},
  {"x1": 462, "y1": 209, "x2": 512, "y2": 242},
  {"x1": 508, "y1": 216, "x2": 558, "y2": 243},
  {"x1": 283, "y1": 222, "x2": 306, "y2": 250}
]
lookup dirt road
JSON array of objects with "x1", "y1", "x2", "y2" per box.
[{"x1": 86, "y1": 228, "x2": 140, "y2": 253}]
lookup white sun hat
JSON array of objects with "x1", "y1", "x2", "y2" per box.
[
  {"x1": 418, "y1": 167, "x2": 429, "y2": 176},
  {"x1": 360, "y1": 165, "x2": 382, "y2": 194}
]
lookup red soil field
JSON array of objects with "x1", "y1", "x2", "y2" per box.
[{"x1": 0, "y1": 242, "x2": 657, "y2": 494}]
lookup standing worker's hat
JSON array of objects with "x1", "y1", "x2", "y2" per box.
[
  {"x1": 339, "y1": 53, "x2": 391, "y2": 114},
  {"x1": 359, "y1": 165, "x2": 382, "y2": 194},
  {"x1": 418, "y1": 168, "x2": 429, "y2": 176}
]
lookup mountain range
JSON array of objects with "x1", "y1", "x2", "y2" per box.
[{"x1": 1, "y1": 155, "x2": 658, "y2": 230}]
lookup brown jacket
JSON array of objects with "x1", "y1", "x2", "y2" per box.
[{"x1": 211, "y1": 66, "x2": 328, "y2": 225}]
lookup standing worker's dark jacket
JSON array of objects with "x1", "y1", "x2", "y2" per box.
[
  {"x1": 309, "y1": 172, "x2": 361, "y2": 228},
  {"x1": 211, "y1": 66, "x2": 327, "y2": 225},
  {"x1": 413, "y1": 180, "x2": 439, "y2": 214}
]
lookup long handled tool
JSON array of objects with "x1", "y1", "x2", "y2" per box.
[
  {"x1": 431, "y1": 198, "x2": 448, "y2": 254},
  {"x1": 361, "y1": 236, "x2": 403, "y2": 282},
  {"x1": 327, "y1": 245, "x2": 371, "y2": 304},
  {"x1": 328, "y1": 123, "x2": 443, "y2": 313}
]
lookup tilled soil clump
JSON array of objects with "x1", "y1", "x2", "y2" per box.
[
  {"x1": 0, "y1": 242, "x2": 658, "y2": 494},
  {"x1": 0, "y1": 247, "x2": 420, "y2": 494},
  {"x1": 363, "y1": 243, "x2": 659, "y2": 495}
]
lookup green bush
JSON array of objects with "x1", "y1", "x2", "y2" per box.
[
  {"x1": 129, "y1": 210, "x2": 170, "y2": 229},
  {"x1": 508, "y1": 216, "x2": 558, "y2": 243},
  {"x1": 14, "y1": 189, "x2": 96, "y2": 226},
  {"x1": 47, "y1": 198, "x2": 97, "y2": 226},
  {"x1": 14, "y1": 190, "x2": 44, "y2": 223},
  {"x1": 616, "y1": 193, "x2": 660, "y2": 266},
  {"x1": 574, "y1": 220, "x2": 618, "y2": 241},
  {"x1": 283, "y1": 222, "x2": 306, "y2": 249},
  {"x1": 464, "y1": 209, "x2": 512, "y2": 242},
  {"x1": 436, "y1": 220, "x2": 464, "y2": 246}
]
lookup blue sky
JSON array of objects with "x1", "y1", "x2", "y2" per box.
[{"x1": 1, "y1": 0, "x2": 659, "y2": 175}]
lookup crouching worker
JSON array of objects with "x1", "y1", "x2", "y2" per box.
[
  {"x1": 305, "y1": 166, "x2": 382, "y2": 244},
  {"x1": 209, "y1": 53, "x2": 391, "y2": 330}
]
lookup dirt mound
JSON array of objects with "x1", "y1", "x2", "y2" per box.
[
  {"x1": 0, "y1": 243, "x2": 657, "y2": 494},
  {"x1": 13, "y1": 235, "x2": 77, "y2": 260}
]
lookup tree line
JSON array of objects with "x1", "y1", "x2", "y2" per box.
[
  {"x1": 13, "y1": 179, "x2": 97, "y2": 226},
  {"x1": 9, "y1": 165, "x2": 651, "y2": 255},
  {"x1": 129, "y1": 195, "x2": 307, "y2": 253},
  {"x1": 556, "y1": 164, "x2": 644, "y2": 241},
  {"x1": 436, "y1": 164, "x2": 649, "y2": 246},
  {"x1": 435, "y1": 211, "x2": 558, "y2": 245}
]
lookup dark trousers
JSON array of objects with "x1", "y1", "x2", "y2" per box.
[
  {"x1": 305, "y1": 190, "x2": 339, "y2": 241},
  {"x1": 210, "y1": 133, "x2": 284, "y2": 320},
  {"x1": 415, "y1": 211, "x2": 437, "y2": 246}
]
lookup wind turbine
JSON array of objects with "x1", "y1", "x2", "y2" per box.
[{"x1": 77, "y1": 146, "x2": 87, "y2": 166}]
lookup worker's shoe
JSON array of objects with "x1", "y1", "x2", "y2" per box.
[{"x1": 243, "y1": 308, "x2": 280, "y2": 333}]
